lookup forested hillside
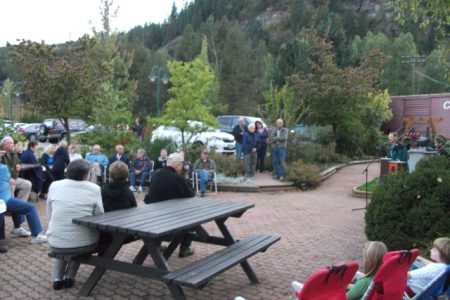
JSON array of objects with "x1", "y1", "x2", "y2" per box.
[{"x1": 1, "y1": 0, "x2": 448, "y2": 119}]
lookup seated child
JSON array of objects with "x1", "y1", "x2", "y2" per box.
[
  {"x1": 347, "y1": 241, "x2": 388, "y2": 300},
  {"x1": 406, "y1": 237, "x2": 450, "y2": 297}
]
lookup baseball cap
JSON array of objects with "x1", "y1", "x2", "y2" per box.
[{"x1": 167, "y1": 152, "x2": 184, "y2": 163}]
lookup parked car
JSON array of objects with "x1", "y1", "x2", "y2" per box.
[
  {"x1": 151, "y1": 122, "x2": 236, "y2": 154},
  {"x1": 16, "y1": 123, "x2": 41, "y2": 142},
  {"x1": 13, "y1": 122, "x2": 27, "y2": 131},
  {"x1": 38, "y1": 118, "x2": 87, "y2": 143},
  {"x1": 217, "y1": 115, "x2": 268, "y2": 134}
]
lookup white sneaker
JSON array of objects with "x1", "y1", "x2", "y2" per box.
[
  {"x1": 11, "y1": 227, "x2": 31, "y2": 237},
  {"x1": 129, "y1": 186, "x2": 136, "y2": 192},
  {"x1": 138, "y1": 186, "x2": 143, "y2": 193},
  {"x1": 30, "y1": 234, "x2": 47, "y2": 244}
]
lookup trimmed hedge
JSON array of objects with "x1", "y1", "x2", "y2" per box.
[{"x1": 365, "y1": 156, "x2": 450, "y2": 250}]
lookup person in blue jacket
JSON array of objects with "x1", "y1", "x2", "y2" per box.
[{"x1": 242, "y1": 124, "x2": 260, "y2": 180}]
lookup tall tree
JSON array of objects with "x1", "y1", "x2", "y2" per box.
[
  {"x1": 153, "y1": 56, "x2": 217, "y2": 146},
  {"x1": 288, "y1": 29, "x2": 390, "y2": 156},
  {"x1": 9, "y1": 37, "x2": 99, "y2": 143}
]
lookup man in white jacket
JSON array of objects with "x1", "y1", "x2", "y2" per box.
[{"x1": 46, "y1": 159, "x2": 104, "y2": 290}]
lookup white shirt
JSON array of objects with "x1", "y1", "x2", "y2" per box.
[
  {"x1": 69, "y1": 153, "x2": 83, "y2": 161},
  {"x1": 408, "y1": 263, "x2": 447, "y2": 294}
]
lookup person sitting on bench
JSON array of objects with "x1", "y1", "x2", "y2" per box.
[{"x1": 46, "y1": 159, "x2": 104, "y2": 291}]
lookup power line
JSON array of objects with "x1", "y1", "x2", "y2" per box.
[{"x1": 415, "y1": 70, "x2": 450, "y2": 88}]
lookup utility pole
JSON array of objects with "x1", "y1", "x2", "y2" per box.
[{"x1": 401, "y1": 55, "x2": 426, "y2": 94}]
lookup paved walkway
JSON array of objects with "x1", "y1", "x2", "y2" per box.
[{"x1": 0, "y1": 163, "x2": 379, "y2": 300}]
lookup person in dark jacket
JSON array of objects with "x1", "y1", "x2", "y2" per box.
[
  {"x1": 435, "y1": 135, "x2": 450, "y2": 158},
  {"x1": 108, "y1": 145, "x2": 131, "y2": 168},
  {"x1": 98, "y1": 161, "x2": 137, "y2": 255},
  {"x1": 388, "y1": 132, "x2": 407, "y2": 162},
  {"x1": 20, "y1": 141, "x2": 43, "y2": 195},
  {"x1": 52, "y1": 141, "x2": 70, "y2": 181},
  {"x1": 131, "y1": 117, "x2": 144, "y2": 141},
  {"x1": 39, "y1": 144, "x2": 56, "y2": 199},
  {"x1": 102, "y1": 161, "x2": 137, "y2": 212},
  {"x1": 255, "y1": 120, "x2": 269, "y2": 172},
  {"x1": 154, "y1": 148, "x2": 168, "y2": 171},
  {"x1": 232, "y1": 117, "x2": 246, "y2": 161},
  {"x1": 242, "y1": 124, "x2": 260, "y2": 180},
  {"x1": 144, "y1": 152, "x2": 195, "y2": 258},
  {"x1": 129, "y1": 149, "x2": 153, "y2": 193}
]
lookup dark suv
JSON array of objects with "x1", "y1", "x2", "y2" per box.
[
  {"x1": 38, "y1": 118, "x2": 87, "y2": 143},
  {"x1": 217, "y1": 115, "x2": 268, "y2": 134}
]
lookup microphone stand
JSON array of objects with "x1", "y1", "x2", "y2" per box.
[{"x1": 352, "y1": 159, "x2": 375, "y2": 211}]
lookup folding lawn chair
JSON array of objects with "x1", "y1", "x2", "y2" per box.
[
  {"x1": 404, "y1": 264, "x2": 450, "y2": 300},
  {"x1": 291, "y1": 261, "x2": 359, "y2": 300},
  {"x1": 362, "y1": 249, "x2": 419, "y2": 300}
]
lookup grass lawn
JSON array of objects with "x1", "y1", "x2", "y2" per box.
[{"x1": 356, "y1": 177, "x2": 379, "y2": 193}]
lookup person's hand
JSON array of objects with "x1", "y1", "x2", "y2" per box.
[
  {"x1": 15, "y1": 164, "x2": 21, "y2": 172},
  {"x1": 252, "y1": 148, "x2": 257, "y2": 153},
  {"x1": 10, "y1": 178, "x2": 16, "y2": 186},
  {"x1": 135, "y1": 170, "x2": 141, "y2": 175}
]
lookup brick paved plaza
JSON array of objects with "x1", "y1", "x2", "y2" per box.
[{"x1": 0, "y1": 163, "x2": 379, "y2": 299}]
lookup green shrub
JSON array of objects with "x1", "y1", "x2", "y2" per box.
[
  {"x1": 285, "y1": 135, "x2": 344, "y2": 164},
  {"x1": 209, "y1": 153, "x2": 245, "y2": 177},
  {"x1": 365, "y1": 156, "x2": 450, "y2": 250},
  {"x1": 285, "y1": 160, "x2": 322, "y2": 189},
  {"x1": 73, "y1": 128, "x2": 141, "y2": 157}
]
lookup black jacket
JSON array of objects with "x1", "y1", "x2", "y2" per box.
[
  {"x1": 144, "y1": 166, "x2": 194, "y2": 204},
  {"x1": 101, "y1": 180, "x2": 137, "y2": 212},
  {"x1": 53, "y1": 147, "x2": 70, "y2": 173},
  {"x1": 232, "y1": 124, "x2": 246, "y2": 144}
]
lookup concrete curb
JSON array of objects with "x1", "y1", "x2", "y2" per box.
[{"x1": 351, "y1": 186, "x2": 372, "y2": 199}]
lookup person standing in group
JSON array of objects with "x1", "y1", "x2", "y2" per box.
[
  {"x1": 144, "y1": 152, "x2": 195, "y2": 258},
  {"x1": 243, "y1": 124, "x2": 259, "y2": 180},
  {"x1": 52, "y1": 141, "x2": 70, "y2": 181},
  {"x1": 270, "y1": 119, "x2": 288, "y2": 181},
  {"x1": 232, "y1": 117, "x2": 246, "y2": 161},
  {"x1": 255, "y1": 120, "x2": 268, "y2": 172},
  {"x1": 20, "y1": 141, "x2": 43, "y2": 200}
]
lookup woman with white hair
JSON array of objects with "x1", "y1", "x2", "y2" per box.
[{"x1": 242, "y1": 124, "x2": 260, "y2": 180}]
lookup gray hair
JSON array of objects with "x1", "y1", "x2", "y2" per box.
[
  {"x1": 137, "y1": 148, "x2": 146, "y2": 155},
  {"x1": 0, "y1": 136, "x2": 13, "y2": 147},
  {"x1": 67, "y1": 159, "x2": 91, "y2": 181}
]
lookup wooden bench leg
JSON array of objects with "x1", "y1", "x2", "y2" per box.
[
  {"x1": 79, "y1": 233, "x2": 127, "y2": 297},
  {"x1": 215, "y1": 219, "x2": 260, "y2": 284}
]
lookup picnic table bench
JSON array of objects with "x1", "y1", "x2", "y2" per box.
[{"x1": 68, "y1": 197, "x2": 280, "y2": 299}]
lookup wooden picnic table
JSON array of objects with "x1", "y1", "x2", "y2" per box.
[{"x1": 72, "y1": 197, "x2": 280, "y2": 299}]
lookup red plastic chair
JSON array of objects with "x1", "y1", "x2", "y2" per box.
[
  {"x1": 362, "y1": 249, "x2": 419, "y2": 300},
  {"x1": 292, "y1": 261, "x2": 359, "y2": 300}
]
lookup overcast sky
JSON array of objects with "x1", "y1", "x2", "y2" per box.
[{"x1": 0, "y1": 0, "x2": 190, "y2": 46}]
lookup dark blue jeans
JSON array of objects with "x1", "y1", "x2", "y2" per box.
[
  {"x1": 130, "y1": 171, "x2": 149, "y2": 186},
  {"x1": 198, "y1": 170, "x2": 214, "y2": 192},
  {"x1": 235, "y1": 143, "x2": 243, "y2": 160},
  {"x1": 272, "y1": 146, "x2": 286, "y2": 178},
  {"x1": 6, "y1": 198, "x2": 42, "y2": 237}
]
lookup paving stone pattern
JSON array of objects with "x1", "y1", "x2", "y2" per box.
[{"x1": 0, "y1": 163, "x2": 379, "y2": 299}]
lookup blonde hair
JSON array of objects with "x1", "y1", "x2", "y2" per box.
[
  {"x1": 363, "y1": 241, "x2": 388, "y2": 277},
  {"x1": 433, "y1": 237, "x2": 450, "y2": 264},
  {"x1": 109, "y1": 161, "x2": 129, "y2": 182}
]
